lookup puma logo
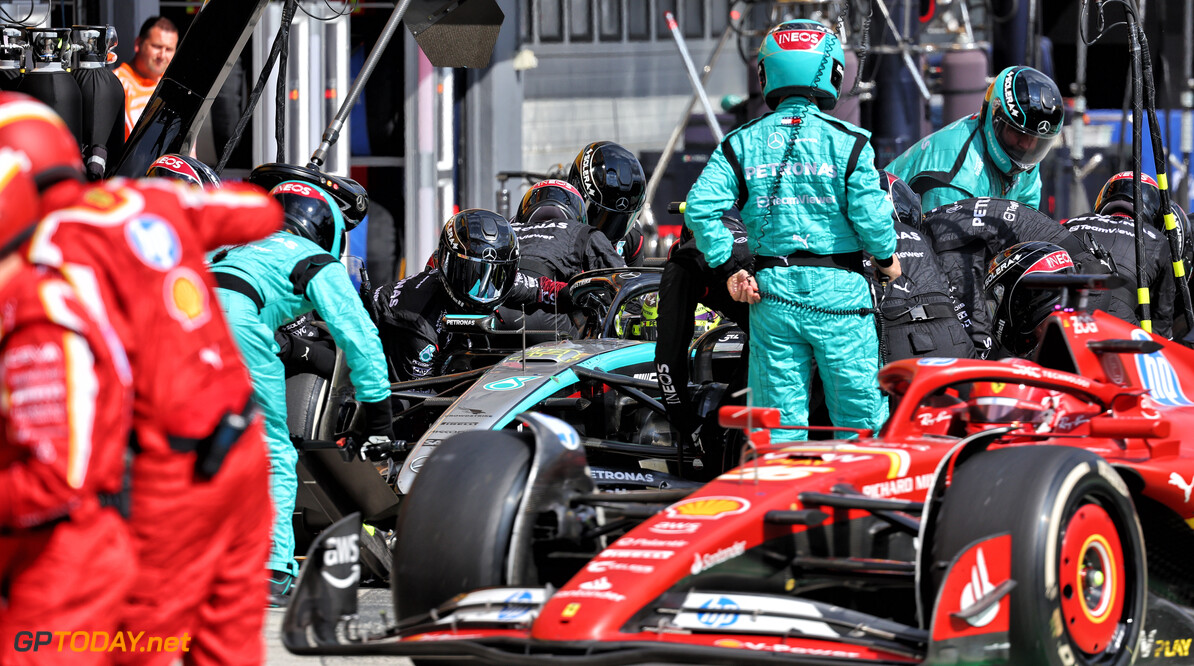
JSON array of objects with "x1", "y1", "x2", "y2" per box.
[
  {"x1": 199, "y1": 346, "x2": 222, "y2": 370},
  {"x1": 1170, "y1": 472, "x2": 1194, "y2": 503},
  {"x1": 891, "y1": 282, "x2": 911, "y2": 294}
]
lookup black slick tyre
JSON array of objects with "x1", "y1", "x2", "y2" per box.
[
  {"x1": 391, "y1": 429, "x2": 533, "y2": 620},
  {"x1": 930, "y1": 446, "x2": 1146, "y2": 665}
]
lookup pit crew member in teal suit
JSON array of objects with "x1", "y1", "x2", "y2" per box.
[
  {"x1": 684, "y1": 19, "x2": 901, "y2": 442},
  {"x1": 210, "y1": 181, "x2": 392, "y2": 605},
  {"x1": 885, "y1": 65, "x2": 1064, "y2": 212}
]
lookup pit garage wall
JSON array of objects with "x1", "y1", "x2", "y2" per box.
[
  {"x1": 95, "y1": 0, "x2": 158, "y2": 68},
  {"x1": 251, "y1": 1, "x2": 351, "y2": 176},
  {"x1": 516, "y1": 1, "x2": 750, "y2": 180}
]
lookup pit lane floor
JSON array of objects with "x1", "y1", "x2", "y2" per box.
[{"x1": 264, "y1": 587, "x2": 414, "y2": 665}]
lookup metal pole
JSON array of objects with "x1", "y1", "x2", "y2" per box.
[
  {"x1": 872, "y1": 0, "x2": 930, "y2": 101},
  {"x1": 1139, "y1": 19, "x2": 1194, "y2": 333},
  {"x1": 1070, "y1": 0, "x2": 1089, "y2": 216},
  {"x1": 1025, "y1": 0, "x2": 1037, "y2": 67},
  {"x1": 664, "y1": 10, "x2": 723, "y2": 144},
  {"x1": 956, "y1": 1, "x2": 975, "y2": 44},
  {"x1": 1182, "y1": 0, "x2": 1193, "y2": 206},
  {"x1": 309, "y1": 0, "x2": 414, "y2": 168},
  {"x1": 1130, "y1": 21, "x2": 1152, "y2": 332},
  {"x1": 642, "y1": 25, "x2": 732, "y2": 225}
]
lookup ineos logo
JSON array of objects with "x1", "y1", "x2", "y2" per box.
[
  {"x1": 158, "y1": 155, "x2": 185, "y2": 170},
  {"x1": 774, "y1": 30, "x2": 824, "y2": 50},
  {"x1": 275, "y1": 183, "x2": 313, "y2": 196},
  {"x1": 534, "y1": 178, "x2": 584, "y2": 200}
]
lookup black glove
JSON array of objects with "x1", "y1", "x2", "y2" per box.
[
  {"x1": 360, "y1": 398, "x2": 395, "y2": 441},
  {"x1": 84, "y1": 145, "x2": 107, "y2": 182},
  {"x1": 711, "y1": 252, "x2": 754, "y2": 282},
  {"x1": 539, "y1": 276, "x2": 576, "y2": 312},
  {"x1": 359, "y1": 268, "x2": 379, "y2": 324},
  {"x1": 276, "y1": 330, "x2": 336, "y2": 377}
]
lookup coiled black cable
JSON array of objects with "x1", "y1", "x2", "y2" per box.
[
  {"x1": 275, "y1": 0, "x2": 296, "y2": 164},
  {"x1": 758, "y1": 287, "x2": 888, "y2": 365}
]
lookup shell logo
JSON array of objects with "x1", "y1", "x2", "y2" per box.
[
  {"x1": 163, "y1": 267, "x2": 211, "y2": 331},
  {"x1": 83, "y1": 188, "x2": 117, "y2": 209},
  {"x1": 665, "y1": 496, "x2": 751, "y2": 520}
]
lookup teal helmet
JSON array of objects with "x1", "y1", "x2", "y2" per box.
[
  {"x1": 980, "y1": 66, "x2": 1064, "y2": 176},
  {"x1": 270, "y1": 180, "x2": 347, "y2": 258},
  {"x1": 757, "y1": 20, "x2": 846, "y2": 111}
]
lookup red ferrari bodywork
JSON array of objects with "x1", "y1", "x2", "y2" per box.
[{"x1": 285, "y1": 308, "x2": 1194, "y2": 664}]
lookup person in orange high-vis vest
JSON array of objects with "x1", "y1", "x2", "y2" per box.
[{"x1": 113, "y1": 16, "x2": 177, "y2": 139}]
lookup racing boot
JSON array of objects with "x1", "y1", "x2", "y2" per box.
[{"x1": 267, "y1": 570, "x2": 294, "y2": 608}]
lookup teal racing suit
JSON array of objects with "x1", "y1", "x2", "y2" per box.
[
  {"x1": 210, "y1": 232, "x2": 390, "y2": 576},
  {"x1": 885, "y1": 114, "x2": 1042, "y2": 212},
  {"x1": 685, "y1": 96, "x2": 897, "y2": 441}
]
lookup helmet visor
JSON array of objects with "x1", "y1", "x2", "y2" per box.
[
  {"x1": 966, "y1": 397, "x2": 1047, "y2": 424},
  {"x1": 442, "y1": 252, "x2": 518, "y2": 306},
  {"x1": 276, "y1": 191, "x2": 337, "y2": 251},
  {"x1": 588, "y1": 205, "x2": 637, "y2": 241},
  {"x1": 993, "y1": 114, "x2": 1057, "y2": 171}
]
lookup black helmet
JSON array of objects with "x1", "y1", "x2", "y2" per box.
[
  {"x1": 146, "y1": 154, "x2": 221, "y2": 188},
  {"x1": 1094, "y1": 171, "x2": 1162, "y2": 228},
  {"x1": 436, "y1": 209, "x2": 520, "y2": 313},
  {"x1": 878, "y1": 170, "x2": 923, "y2": 230},
  {"x1": 567, "y1": 141, "x2": 645, "y2": 241},
  {"x1": 984, "y1": 241, "x2": 1076, "y2": 355},
  {"x1": 515, "y1": 178, "x2": 587, "y2": 226},
  {"x1": 981, "y1": 66, "x2": 1064, "y2": 176},
  {"x1": 270, "y1": 181, "x2": 346, "y2": 257}
]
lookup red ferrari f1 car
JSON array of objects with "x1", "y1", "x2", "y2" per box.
[{"x1": 281, "y1": 282, "x2": 1194, "y2": 665}]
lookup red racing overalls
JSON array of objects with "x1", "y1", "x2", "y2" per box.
[
  {"x1": 0, "y1": 263, "x2": 134, "y2": 666},
  {"x1": 30, "y1": 178, "x2": 282, "y2": 665}
]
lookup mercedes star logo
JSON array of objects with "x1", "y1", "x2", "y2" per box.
[
  {"x1": 1037, "y1": 120, "x2": 1051, "y2": 133},
  {"x1": 482, "y1": 248, "x2": 498, "y2": 260},
  {"x1": 615, "y1": 197, "x2": 630, "y2": 210},
  {"x1": 768, "y1": 132, "x2": 785, "y2": 149}
]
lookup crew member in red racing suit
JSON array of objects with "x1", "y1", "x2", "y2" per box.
[
  {"x1": 0, "y1": 92, "x2": 282, "y2": 664},
  {"x1": 0, "y1": 147, "x2": 135, "y2": 665}
]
